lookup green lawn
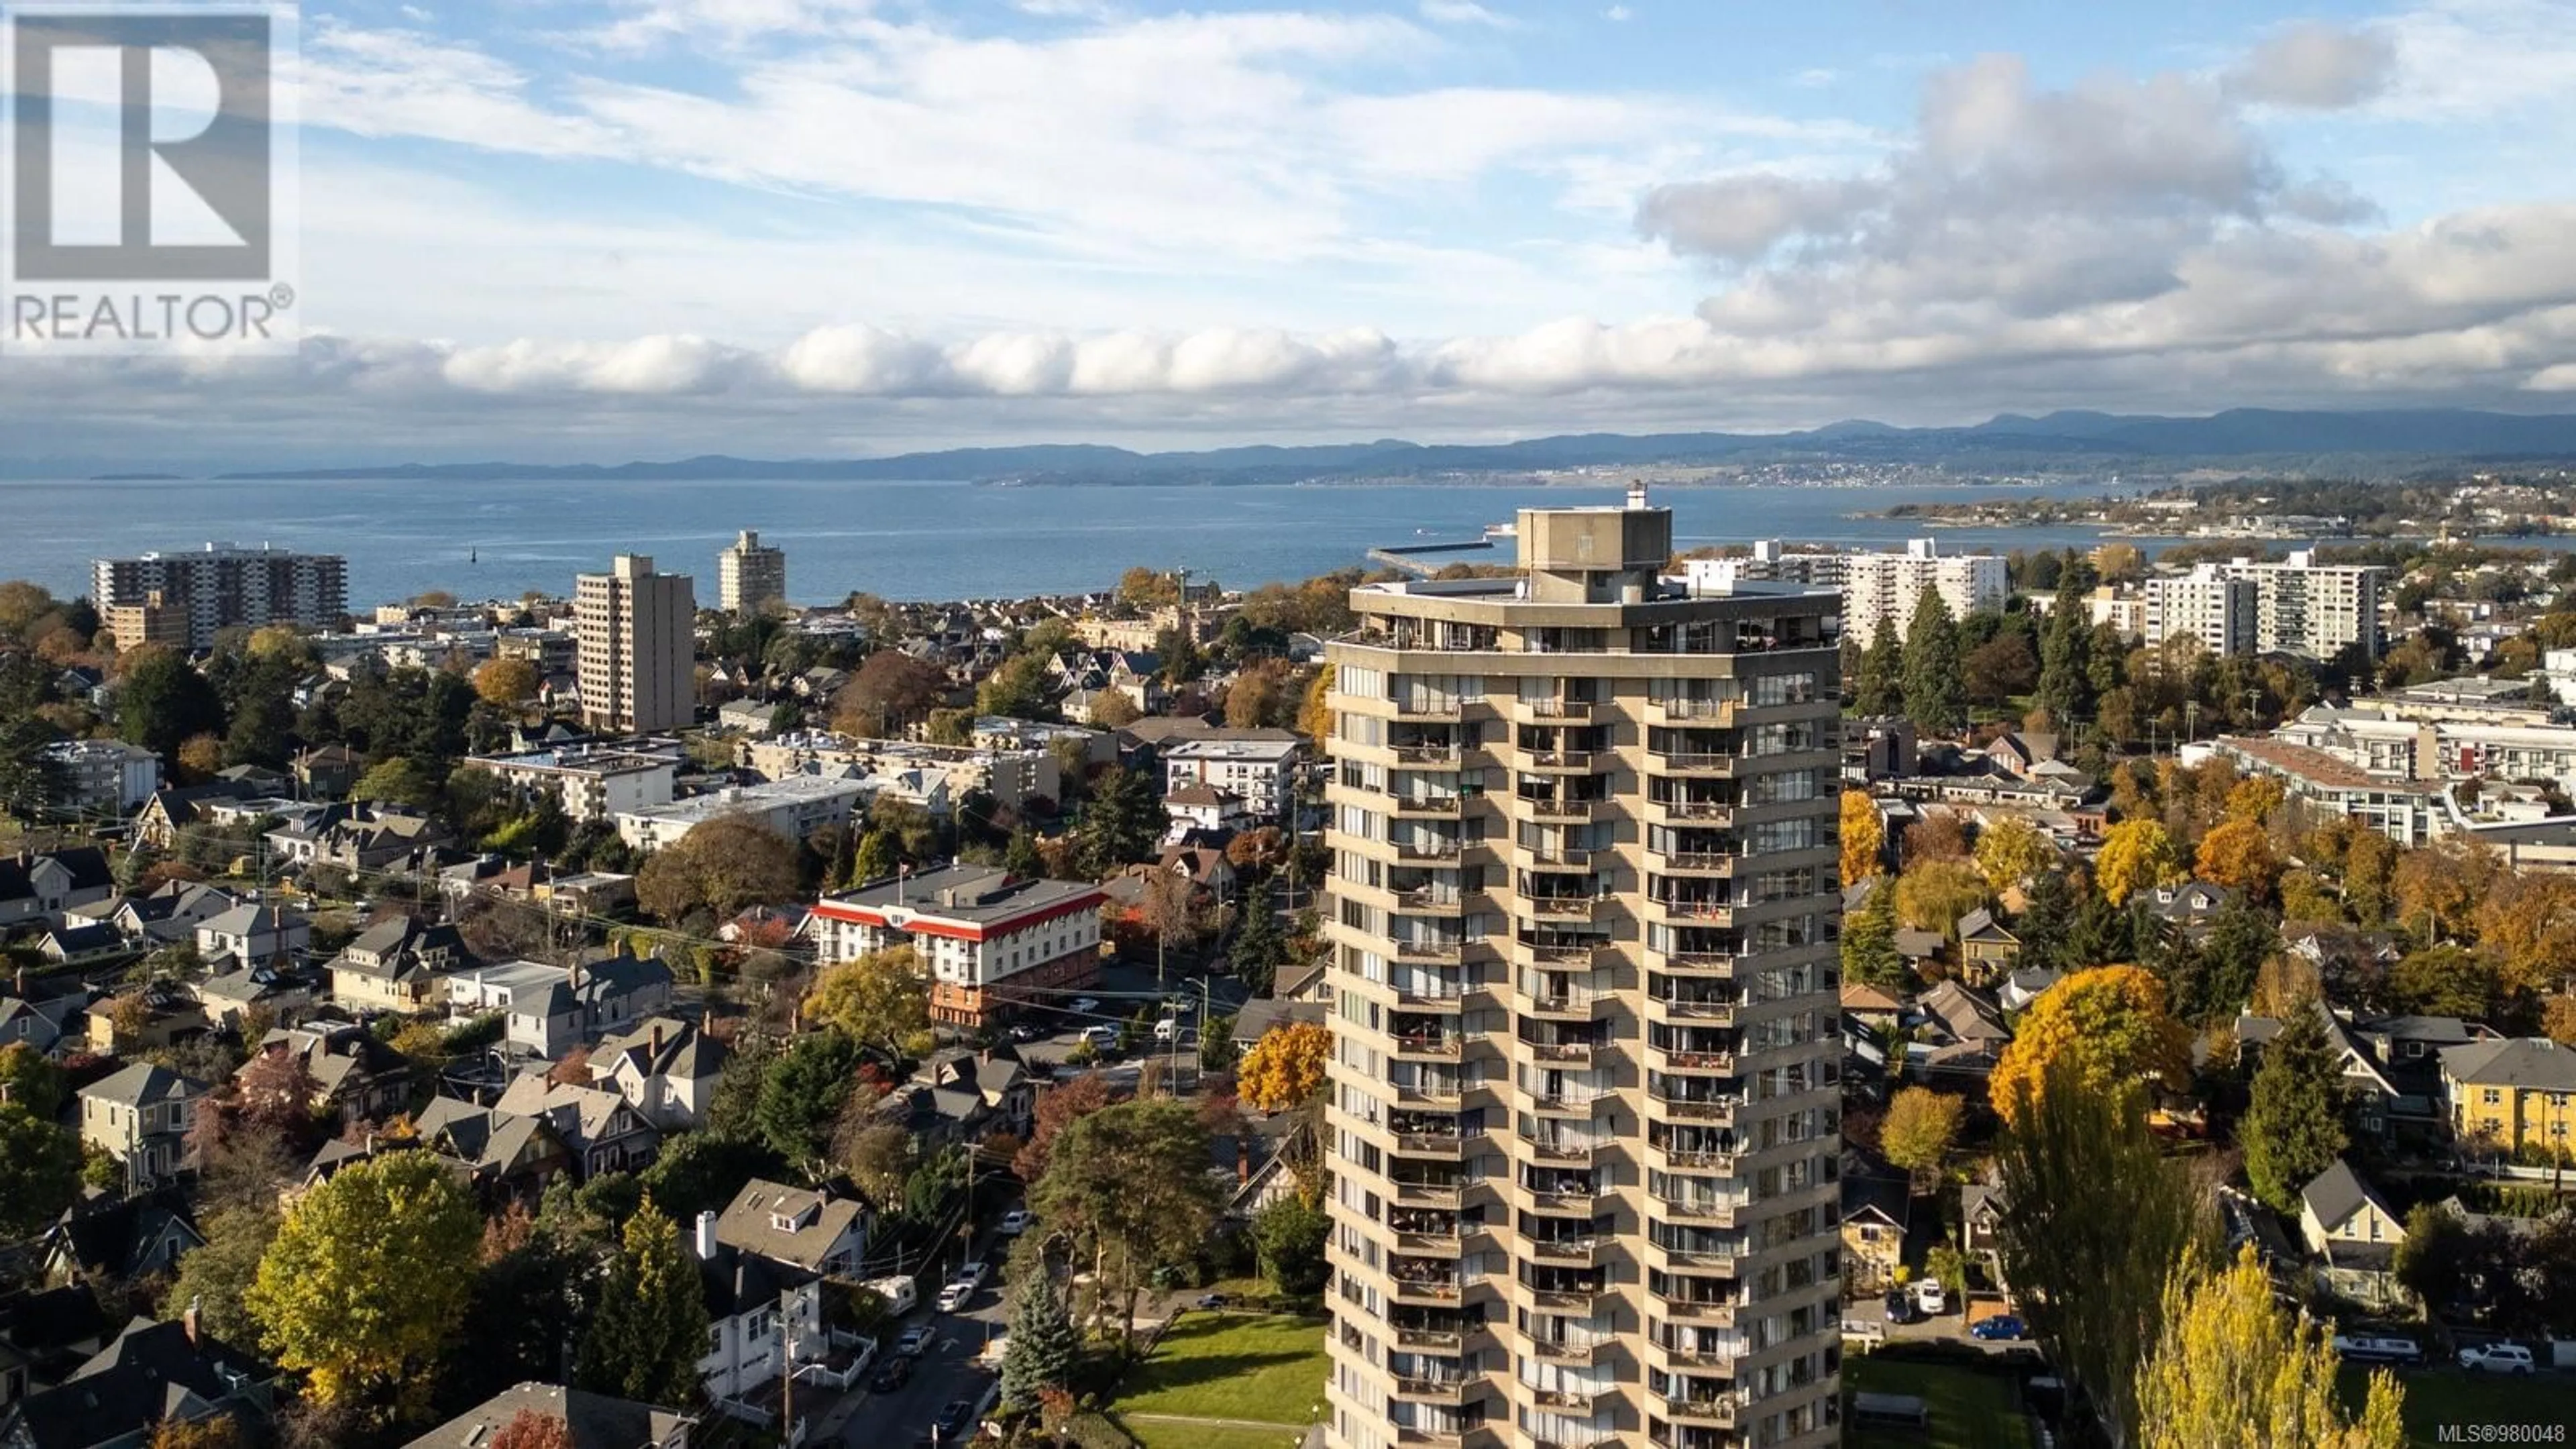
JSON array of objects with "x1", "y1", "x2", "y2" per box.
[
  {"x1": 1113, "y1": 1313, "x2": 1330, "y2": 1427},
  {"x1": 1845, "y1": 1354, "x2": 2034, "y2": 1449},
  {"x1": 2342, "y1": 1366, "x2": 2576, "y2": 1447}
]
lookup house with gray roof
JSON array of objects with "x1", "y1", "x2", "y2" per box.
[
  {"x1": 713, "y1": 1180, "x2": 869, "y2": 1277},
  {"x1": 404, "y1": 1382, "x2": 692, "y2": 1449},
  {"x1": 2298, "y1": 1158, "x2": 2404, "y2": 1307},
  {"x1": 0, "y1": 1315, "x2": 274, "y2": 1449},
  {"x1": 76, "y1": 1064, "x2": 203, "y2": 1190},
  {"x1": 329, "y1": 916, "x2": 476, "y2": 1012},
  {"x1": 590, "y1": 1017, "x2": 728, "y2": 1129},
  {"x1": 496, "y1": 1075, "x2": 659, "y2": 1177}
]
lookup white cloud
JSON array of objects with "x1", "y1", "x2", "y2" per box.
[
  {"x1": 2223, "y1": 19, "x2": 2397, "y2": 109},
  {"x1": 1419, "y1": 1, "x2": 1516, "y2": 27},
  {"x1": 1603, "y1": 5, "x2": 1632, "y2": 20}
]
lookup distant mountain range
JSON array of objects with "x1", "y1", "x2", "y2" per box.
[{"x1": 210, "y1": 408, "x2": 2576, "y2": 486}]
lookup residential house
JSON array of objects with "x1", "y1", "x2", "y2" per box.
[
  {"x1": 2440, "y1": 1037, "x2": 2576, "y2": 1159},
  {"x1": 34, "y1": 740, "x2": 159, "y2": 816},
  {"x1": 77, "y1": 881, "x2": 240, "y2": 951},
  {"x1": 403, "y1": 1383, "x2": 693, "y2": 1449},
  {"x1": 912, "y1": 1049, "x2": 1034, "y2": 1140},
  {"x1": 1996, "y1": 966, "x2": 2063, "y2": 1014},
  {"x1": 0, "y1": 851, "x2": 114, "y2": 932},
  {"x1": 411, "y1": 1097, "x2": 574, "y2": 1203},
  {"x1": 689, "y1": 1213, "x2": 825, "y2": 1409},
  {"x1": 2147, "y1": 880, "x2": 2231, "y2": 934},
  {"x1": 496, "y1": 1074, "x2": 661, "y2": 1176},
  {"x1": 189, "y1": 966, "x2": 316, "y2": 1032},
  {"x1": 0, "y1": 989, "x2": 83, "y2": 1058},
  {"x1": 193, "y1": 903, "x2": 309, "y2": 973},
  {"x1": 76, "y1": 1064, "x2": 203, "y2": 1189},
  {"x1": 39, "y1": 1194, "x2": 205, "y2": 1289},
  {"x1": 0, "y1": 1285, "x2": 112, "y2": 1410},
  {"x1": 238, "y1": 1024, "x2": 414, "y2": 1125},
  {"x1": 30, "y1": 926, "x2": 123, "y2": 970},
  {"x1": 448, "y1": 953, "x2": 676, "y2": 1061},
  {"x1": 590, "y1": 1017, "x2": 728, "y2": 1130},
  {"x1": 1841, "y1": 1169, "x2": 1912, "y2": 1295},
  {"x1": 1912, "y1": 980, "x2": 2012, "y2": 1077},
  {"x1": 1838, "y1": 983, "x2": 1904, "y2": 1034},
  {"x1": 1232, "y1": 998, "x2": 1328, "y2": 1051},
  {"x1": 713, "y1": 1179, "x2": 869, "y2": 1278},
  {"x1": 329, "y1": 916, "x2": 476, "y2": 1012},
  {"x1": 269, "y1": 806, "x2": 455, "y2": 875},
  {"x1": 2297, "y1": 1159, "x2": 2405, "y2": 1307},
  {"x1": 1960, "y1": 1182, "x2": 2006, "y2": 1263},
  {"x1": 0, "y1": 1316, "x2": 275, "y2": 1449},
  {"x1": 543, "y1": 871, "x2": 639, "y2": 919},
  {"x1": 1149, "y1": 843, "x2": 1237, "y2": 904},
  {"x1": 1163, "y1": 782, "x2": 1254, "y2": 838},
  {"x1": 80, "y1": 983, "x2": 208, "y2": 1057},
  {"x1": 2238, "y1": 1002, "x2": 2414, "y2": 1146},
  {"x1": 132, "y1": 781, "x2": 268, "y2": 852},
  {"x1": 1953, "y1": 908, "x2": 2021, "y2": 986},
  {"x1": 292, "y1": 744, "x2": 364, "y2": 800}
]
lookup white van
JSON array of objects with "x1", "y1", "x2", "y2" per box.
[{"x1": 867, "y1": 1275, "x2": 918, "y2": 1316}]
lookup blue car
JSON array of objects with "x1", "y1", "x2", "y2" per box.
[{"x1": 1970, "y1": 1314, "x2": 2027, "y2": 1341}]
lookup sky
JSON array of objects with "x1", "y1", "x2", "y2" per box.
[{"x1": 7, "y1": 0, "x2": 2576, "y2": 470}]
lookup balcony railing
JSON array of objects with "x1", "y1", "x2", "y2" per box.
[
  {"x1": 1523, "y1": 1135, "x2": 1597, "y2": 1165},
  {"x1": 1515, "y1": 698, "x2": 1594, "y2": 720},
  {"x1": 1389, "y1": 1275, "x2": 1464, "y2": 1304},
  {"x1": 1395, "y1": 841, "x2": 1464, "y2": 863},
  {"x1": 1393, "y1": 941, "x2": 1466, "y2": 965},
  {"x1": 1394, "y1": 1034, "x2": 1466, "y2": 1060},
  {"x1": 1393, "y1": 700, "x2": 1467, "y2": 722},
  {"x1": 1651, "y1": 898, "x2": 1732, "y2": 922},
  {"x1": 1653, "y1": 851, "x2": 1735, "y2": 873},
  {"x1": 1532, "y1": 1387, "x2": 1599, "y2": 1412},
  {"x1": 1521, "y1": 750, "x2": 1594, "y2": 771},
  {"x1": 1393, "y1": 1377, "x2": 1474, "y2": 1404},
  {"x1": 1526, "y1": 896, "x2": 1605, "y2": 922},
  {"x1": 1518, "y1": 989, "x2": 1597, "y2": 1018},
  {"x1": 1525, "y1": 1236, "x2": 1599, "y2": 1263},
  {"x1": 1397, "y1": 1326, "x2": 1466, "y2": 1351},
  {"x1": 1650, "y1": 998, "x2": 1738, "y2": 1024},
  {"x1": 1529, "y1": 1337, "x2": 1606, "y2": 1362},
  {"x1": 1523, "y1": 1040, "x2": 1599, "y2": 1065},
  {"x1": 1393, "y1": 1181, "x2": 1464, "y2": 1207},
  {"x1": 1396, "y1": 1082, "x2": 1464, "y2": 1106},
  {"x1": 1650, "y1": 798, "x2": 1732, "y2": 822},
  {"x1": 1522, "y1": 798, "x2": 1605, "y2": 822},
  {"x1": 1395, "y1": 1130, "x2": 1468, "y2": 1156},
  {"x1": 1394, "y1": 888, "x2": 1468, "y2": 914},
  {"x1": 1393, "y1": 745, "x2": 1465, "y2": 766},
  {"x1": 1650, "y1": 1096, "x2": 1739, "y2": 1125},
  {"x1": 1654, "y1": 1049, "x2": 1737, "y2": 1075},
  {"x1": 1650, "y1": 697, "x2": 1730, "y2": 721},
  {"x1": 1647, "y1": 751, "x2": 1734, "y2": 775},
  {"x1": 1393, "y1": 794, "x2": 1469, "y2": 817},
  {"x1": 1653, "y1": 1195, "x2": 1742, "y2": 1225}
]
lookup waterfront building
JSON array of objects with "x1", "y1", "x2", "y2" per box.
[
  {"x1": 2145, "y1": 566, "x2": 2259, "y2": 657},
  {"x1": 2220, "y1": 551, "x2": 2385, "y2": 661},
  {"x1": 91, "y1": 543, "x2": 347, "y2": 650},
  {"x1": 718, "y1": 530, "x2": 788, "y2": 612},
  {"x1": 1320, "y1": 487, "x2": 1844, "y2": 1449},
  {"x1": 1839, "y1": 539, "x2": 2004, "y2": 643},
  {"x1": 576, "y1": 555, "x2": 695, "y2": 735}
]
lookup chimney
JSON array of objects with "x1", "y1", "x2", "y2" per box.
[
  {"x1": 695, "y1": 1210, "x2": 720, "y2": 1260},
  {"x1": 183, "y1": 1295, "x2": 201, "y2": 1346},
  {"x1": 650, "y1": 1020, "x2": 665, "y2": 1056}
]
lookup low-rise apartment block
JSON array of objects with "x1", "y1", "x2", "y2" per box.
[
  {"x1": 807, "y1": 864, "x2": 1104, "y2": 1027},
  {"x1": 465, "y1": 743, "x2": 682, "y2": 822},
  {"x1": 614, "y1": 775, "x2": 869, "y2": 852},
  {"x1": 36, "y1": 739, "x2": 161, "y2": 816},
  {"x1": 1163, "y1": 732, "x2": 1303, "y2": 820}
]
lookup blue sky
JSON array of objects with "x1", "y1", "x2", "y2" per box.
[{"x1": 8, "y1": 0, "x2": 2576, "y2": 468}]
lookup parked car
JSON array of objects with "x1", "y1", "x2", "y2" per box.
[
  {"x1": 1970, "y1": 1314, "x2": 2027, "y2": 1341},
  {"x1": 2459, "y1": 1343, "x2": 2536, "y2": 1374},
  {"x1": 870, "y1": 1356, "x2": 914, "y2": 1392},
  {"x1": 1154, "y1": 1017, "x2": 1179, "y2": 1042},
  {"x1": 1884, "y1": 1289, "x2": 1924, "y2": 1326},
  {"x1": 2333, "y1": 1334, "x2": 2422, "y2": 1365},
  {"x1": 1006, "y1": 1024, "x2": 1041, "y2": 1042},
  {"x1": 1067, "y1": 997, "x2": 1101, "y2": 1016},
  {"x1": 894, "y1": 1325, "x2": 934, "y2": 1358},
  {"x1": 998, "y1": 1209, "x2": 1034, "y2": 1236},
  {"x1": 937, "y1": 1281, "x2": 973, "y2": 1313},
  {"x1": 1913, "y1": 1280, "x2": 1947, "y2": 1315},
  {"x1": 956, "y1": 1260, "x2": 990, "y2": 1291},
  {"x1": 1195, "y1": 1293, "x2": 1232, "y2": 1310},
  {"x1": 932, "y1": 1400, "x2": 978, "y2": 1439},
  {"x1": 1078, "y1": 1024, "x2": 1119, "y2": 1048}
]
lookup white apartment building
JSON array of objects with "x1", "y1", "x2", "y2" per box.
[
  {"x1": 614, "y1": 775, "x2": 869, "y2": 852},
  {"x1": 2145, "y1": 566, "x2": 2259, "y2": 657},
  {"x1": 464, "y1": 743, "x2": 682, "y2": 822},
  {"x1": 576, "y1": 555, "x2": 696, "y2": 735},
  {"x1": 2220, "y1": 551, "x2": 2385, "y2": 661},
  {"x1": 1840, "y1": 539, "x2": 2006, "y2": 643},
  {"x1": 1163, "y1": 733, "x2": 1304, "y2": 820},
  {"x1": 717, "y1": 530, "x2": 788, "y2": 612},
  {"x1": 91, "y1": 543, "x2": 348, "y2": 651},
  {"x1": 38, "y1": 739, "x2": 160, "y2": 815},
  {"x1": 805, "y1": 863, "x2": 1104, "y2": 1026},
  {"x1": 1680, "y1": 541, "x2": 1849, "y2": 596}
]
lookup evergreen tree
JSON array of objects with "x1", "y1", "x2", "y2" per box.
[
  {"x1": 2038, "y1": 574, "x2": 2094, "y2": 731},
  {"x1": 2243, "y1": 1003, "x2": 2350, "y2": 1214},
  {"x1": 1901, "y1": 588, "x2": 1967, "y2": 737},
  {"x1": 2066, "y1": 888, "x2": 2133, "y2": 970},
  {"x1": 2192, "y1": 900, "x2": 2275, "y2": 1025},
  {"x1": 1232, "y1": 879, "x2": 1286, "y2": 994},
  {"x1": 1854, "y1": 615, "x2": 1903, "y2": 717},
  {"x1": 578, "y1": 1199, "x2": 711, "y2": 1409},
  {"x1": 2016, "y1": 871, "x2": 2076, "y2": 974},
  {"x1": 1004, "y1": 824, "x2": 1042, "y2": 879},
  {"x1": 1074, "y1": 767, "x2": 1167, "y2": 877},
  {"x1": 998, "y1": 1269, "x2": 1081, "y2": 1413},
  {"x1": 1840, "y1": 878, "x2": 1906, "y2": 992}
]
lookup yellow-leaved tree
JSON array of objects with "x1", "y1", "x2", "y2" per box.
[
  {"x1": 1972, "y1": 816, "x2": 2057, "y2": 894},
  {"x1": 1238, "y1": 1021, "x2": 1332, "y2": 1113},
  {"x1": 2096, "y1": 818, "x2": 2185, "y2": 905},
  {"x1": 1297, "y1": 663, "x2": 1337, "y2": 744},
  {"x1": 804, "y1": 945, "x2": 931, "y2": 1055},
  {"x1": 2136, "y1": 1244, "x2": 2405, "y2": 1449},
  {"x1": 2194, "y1": 818, "x2": 2281, "y2": 901},
  {"x1": 246, "y1": 1150, "x2": 479, "y2": 1417},
  {"x1": 1839, "y1": 790, "x2": 1886, "y2": 888},
  {"x1": 1990, "y1": 965, "x2": 2191, "y2": 1130}
]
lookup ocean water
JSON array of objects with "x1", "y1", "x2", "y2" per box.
[{"x1": 2, "y1": 475, "x2": 2154, "y2": 606}]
